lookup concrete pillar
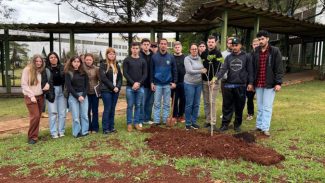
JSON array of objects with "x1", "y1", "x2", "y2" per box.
[
  {"x1": 253, "y1": 16, "x2": 260, "y2": 38},
  {"x1": 220, "y1": 10, "x2": 228, "y2": 51},
  {"x1": 69, "y1": 31, "x2": 75, "y2": 55},
  {"x1": 176, "y1": 32, "x2": 180, "y2": 41},
  {"x1": 4, "y1": 29, "x2": 11, "y2": 93},
  {"x1": 109, "y1": 32, "x2": 112, "y2": 47},
  {"x1": 0, "y1": 41, "x2": 5, "y2": 87},
  {"x1": 49, "y1": 33, "x2": 54, "y2": 52},
  {"x1": 150, "y1": 29, "x2": 155, "y2": 42}
]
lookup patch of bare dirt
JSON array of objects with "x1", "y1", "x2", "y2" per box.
[{"x1": 144, "y1": 126, "x2": 285, "y2": 166}]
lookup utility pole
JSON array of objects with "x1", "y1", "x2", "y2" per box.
[{"x1": 55, "y1": 2, "x2": 62, "y2": 59}]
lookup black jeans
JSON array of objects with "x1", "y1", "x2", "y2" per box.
[
  {"x1": 171, "y1": 83, "x2": 185, "y2": 118},
  {"x1": 246, "y1": 91, "x2": 255, "y2": 115},
  {"x1": 221, "y1": 86, "x2": 246, "y2": 128}
]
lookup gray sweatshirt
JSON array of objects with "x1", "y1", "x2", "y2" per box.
[{"x1": 184, "y1": 55, "x2": 204, "y2": 85}]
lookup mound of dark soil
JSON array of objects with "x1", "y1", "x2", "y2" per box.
[{"x1": 144, "y1": 126, "x2": 284, "y2": 166}]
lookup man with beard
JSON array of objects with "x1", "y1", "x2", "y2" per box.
[{"x1": 252, "y1": 30, "x2": 284, "y2": 136}]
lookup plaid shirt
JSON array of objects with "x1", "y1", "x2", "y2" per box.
[{"x1": 256, "y1": 46, "x2": 269, "y2": 87}]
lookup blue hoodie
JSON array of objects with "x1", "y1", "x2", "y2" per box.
[{"x1": 151, "y1": 51, "x2": 178, "y2": 85}]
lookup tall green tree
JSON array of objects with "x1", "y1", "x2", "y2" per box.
[{"x1": 64, "y1": 0, "x2": 151, "y2": 50}]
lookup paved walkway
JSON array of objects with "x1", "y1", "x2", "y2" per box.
[{"x1": 0, "y1": 70, "x2": 320, "y2": 137}]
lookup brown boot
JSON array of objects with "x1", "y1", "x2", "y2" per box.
[
  {"x1": 135, "y1": 124, "x2": 143, "y2": 131},
  {"x1": 127, "y1": 124, "x2": 133, "y2": 132}
]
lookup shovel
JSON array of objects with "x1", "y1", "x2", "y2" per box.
[{"x1": 166, "y1": 92, "x2": 177, "y2": 127}]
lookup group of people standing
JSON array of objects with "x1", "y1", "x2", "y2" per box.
[{"x1": 21, "y1": 30, "x2": 283, "y2": 144}]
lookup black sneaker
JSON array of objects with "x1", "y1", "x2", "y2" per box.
[
  {"x1": 191, "y1": 124, "x2": 200, "y2": 129},
  {"x1": 204, "y1": 123, "x2": 211, "y2": 128},
  {"x1": 154, "y1": 123, "x2": 161, "y2": 126},
  {"x1": 254, "y1": 128, "x2": 262, "y2": 132},
  {"x1": 185, "y1": 125, "x2": 192, "y2": 130},
  {"x1": 110, "y1": 129, "x2": 117, "y2": 133},
  {"x1": 219, "y1": 125, "x2": 229, "y2": 132},
  {"x1": 234, "y1": 127, "x2": 241, "y2": 133},
  {"x1": 28, "y1": 139, "x2": 37, "y2": 145},
  {"x1": 75, "y1": 133, "x2": 83, "y2": 138},
  {"x1": 103, "y1": 131, "x2": 109, "y2": 134}
]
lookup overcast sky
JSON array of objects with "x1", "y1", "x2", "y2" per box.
[{"x1": 3, "y1": 0, "x2": 176, "y2": 23}]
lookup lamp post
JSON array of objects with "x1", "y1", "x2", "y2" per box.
[{"x1": 54, "y1": 2, "x2": 62, "y2": 59}]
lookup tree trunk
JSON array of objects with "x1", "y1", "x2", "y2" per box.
[{"x1": 157, "y1": 0, "x2": 164, "y2": 40}]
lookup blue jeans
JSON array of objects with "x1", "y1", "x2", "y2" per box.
[
  {"x1": 126, "y1": 86, "x2": 144, "y2": 125},
  {"x1": 47, "y1": 86, "x2": 67, "y2": 137},
  {"x1": 184, "y1": 83, "x2": 202, "y2": 126},
  {"x1": 87, "y1": 94, "x2": 99, "y2": 132},
  {"x1": 255, "y1": 87, "x2": 276, "y2": 131},
  {"x1": 140, "y1": 87, "x2": 154, "y2": 122},
  {"x1": 153, "y1": 84, "x2": 171, "y2": 124},
  {"x1": 68, "y1": 93, "x2": 89, "y2": 137},
  {"x1": 102, "y1": 91, "x2": 119, "y2": 132}
]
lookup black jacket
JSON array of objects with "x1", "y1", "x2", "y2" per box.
[
  {"x1": 200, "y1": 48, "x2": 223, "y2": 81},
  {"x1": 252, "y1": 45, "x2": 284, "y2": 88},
  {"x1": 216, "y1": 51, "x2": 253, "y2": 85},
  {"x1": 174, "y1": 54, "x2": 186, "y2": 83},
  {"x1": 140, "y1": 50, "x2": 153, "y2": 88},
  {"x1": 99, "y1": 63, "x2": 123, "y2": 92},
  {"x1": 41, "y1": 69, "x2": 55, "y2": 102}
]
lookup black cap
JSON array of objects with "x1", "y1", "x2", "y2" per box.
[{"x1": 231, "y1": 37, "x2": 241, "y2": 45}]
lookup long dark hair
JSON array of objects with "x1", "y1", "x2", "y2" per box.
[
  {"x1": 64, "y1": 56, "x2": 86, "y2": 75},
  {"x1": 46, "y1": 52, "x2": 61, "y2": 67}
]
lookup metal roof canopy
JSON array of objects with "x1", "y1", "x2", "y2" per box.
[
  {"x1": 0, "y1": 19, "x2": 221, "y2": 34},
  {"x1": 192, "y1": 0, "x2": 325, "y2": 39}
]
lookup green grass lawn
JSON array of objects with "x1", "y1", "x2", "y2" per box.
[
  {"x1": 0, "y1": 98, "x2": 27, "y2": 121},
  {"x1": 0, "y1": 81, "x2": 324, "y2": 182}
]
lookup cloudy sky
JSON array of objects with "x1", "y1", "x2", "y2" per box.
[{"x1": 2, "y1": 0, "x2": 174, "y2": 23}]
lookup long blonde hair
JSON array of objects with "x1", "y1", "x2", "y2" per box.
[
  {"x1": 28, "y1": 54, "x2": 45, "y2": 86},
  {"x1": 105, "y1": 47, "x2": 118, "y2": 74}
]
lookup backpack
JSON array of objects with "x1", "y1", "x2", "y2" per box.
[{"x1": 63, "y1": 71, "x2": 73, "y2": 98}]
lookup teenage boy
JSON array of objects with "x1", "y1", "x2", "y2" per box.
[{"x1": 123, "y1": 42, "x2": 147, "y2": 132}]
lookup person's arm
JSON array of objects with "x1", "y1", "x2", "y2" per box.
[
  {"x1": 95, "y1": 66, "x2": 100, "y2": 84},
  {"x1": 82, "y1": 74, "x2": 89, "y2": 98},
  {"x1": 184, "y1": 57, "x2": 202, "y2": 74},
  {"x1": 247, "y1": 53, "x2": 254, "y2": 85},
  {"x1": 65, "y1": 72, "x2": 79, "y2": 99},
  {"x1": 172, "y1": 56, "x2": 178, "y2": 84},
  {"x1": 274, "y1": 47, "x2": 284, "y2": 86},
  {"x1": 21, "y1": 67, "x2": 36, "y2": 98},
  {"x1": 122, "y1": 58, "x2": 135, "y2": 85},
  {"x1": 99, "y1": 65, "x2": 114, "y2": 90},
  {"x1": 139, "y1": 59, "x2": 147, "y2": 85},
  {"x1": 216, "y1": 56, "x2": 229, "y2": 79},
  {"x1": 116, "y1": 64, "x2": 123, "y2": 90},
  {"x1": 150, "y1": 56, "x2": 155, "y2": 84}
]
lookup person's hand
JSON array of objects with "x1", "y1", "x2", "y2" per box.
[
  {"x1": 30, "y1": 96, "x2": 37, "y2": 103},
  {"x1": 43, "y1": 83, "x2": 49, "y2": 91},
  {"x1": 247, "y1": 84, "x2": 253, "y2": 91},
  {"x1": 170, "y1": 83, "x2": 176, "y2": 89},
  {"x1": 113, "y1": 87, "x2": 119, "y2": 93},
  {"x1": 132, "y1": 82, "x2": 140, "y2": 90},
  {"x1": 274, "y1": 85, "x2": 281, "y2": 92},
  {"x1": 151, "y1": 83, "x2": 156, "y2": 91},
  {"x1": 201, "y1": 68, "x2": 207, "y2": 74},
  {"x1": 78, "y1": 96, "x2": 84, "y2": 102}
]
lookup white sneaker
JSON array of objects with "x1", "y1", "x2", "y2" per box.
[
  {"x1": 139, "y1": 123, "x2": 143, "y2": 128},
  {"x1": 52, "y1": 135, "x2": 59, "y2": 139},
  {"x1": 59, "y1": 134, "x2": 65, "y2": 138},
  {"x1": 143, "y1": 121, "x2": 154, "y2": 125}
]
